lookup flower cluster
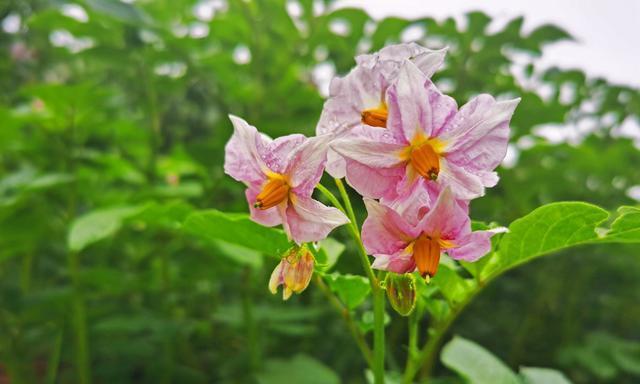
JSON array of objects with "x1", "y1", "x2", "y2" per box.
[{"x1": 224, "y1": 43, "x2": 519, "y2": 297}]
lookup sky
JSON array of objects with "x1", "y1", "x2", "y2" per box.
[{"x1": 335, "y1": 0, "x2": 640, "y2": 87}]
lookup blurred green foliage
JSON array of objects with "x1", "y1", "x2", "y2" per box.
[{"x1": 1, "y1": 0, "x2": 639, "y2": 383}]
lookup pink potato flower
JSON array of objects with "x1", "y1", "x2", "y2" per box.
[
  {"x1": 331, "y1": 60, "x2": 520, "y2": 200},
  {"x1": 223, "y1": 115, "x2": 349, "y2": 244},
  {"x1": 361, "y1": 187, "x2": 500, "y2": 278},
  {"x1": 316, "y1": 43, "x2": 447, "y2": 178}
]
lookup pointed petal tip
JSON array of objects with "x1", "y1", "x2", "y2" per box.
[{"x1": 282, "y1": 287, "x2": 293, "y2": 300}]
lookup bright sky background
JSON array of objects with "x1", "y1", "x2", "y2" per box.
[{"x1": 335, "y1": 0, "x2": 640, "y2": 87}]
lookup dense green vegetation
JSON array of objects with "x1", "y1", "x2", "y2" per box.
[{"x1": 1, "y1": 0, "x2": 639, "y2": 383}]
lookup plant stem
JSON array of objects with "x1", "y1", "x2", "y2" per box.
[
  {"x1": 405, "y1": 309, "x2": 419, "y2": 376},
  {"x1": 316, "y1": 183, "x2": 346, "y2": 213},
  {"x1": 402, "y1": 285, "x2": 484, "y2": 383},
  {"x1": 68, "y1": 251, "x2": 90, "y2": 384},
  {"x1": 333, "y1": 178, "x2": 386, "y2": 384},
  {"x1": 66, "y1": 106, "x2": 91, "y2": 384},
  {"x1": 20, "y1": 253, "x2": 33, "y2": 294},
  {"x1": 314, "y1": 276, "x2": 374, "y2": 367},
  {"x1": 372, "y1": 286, "x2": 386, "y2": 384},
  {"x1": 45, "y1": 329, "x2": 63, "y2": 384},
  {"x1": 333, "y1": 179, "x2": 377, "y2": 284}
]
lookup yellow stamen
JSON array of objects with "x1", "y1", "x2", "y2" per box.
[
  {"x1": 411, "y1": 142, "x2": 440, "y2": 180},
  {"x1": 361, "y1": 102, "x2": 388, "y2": 128},
  {"x1": 255, "y1": 174, "x2": 290, "y2": 210},
  {"x1": 412, "y1": 234, "x2": 455, "y2": 278},
  {"x1": 413, "y1": 235, "x2": 441, "y2": 278},
  {"x1": 399, "y1": 133, "x2": 447, "y2": 182}
]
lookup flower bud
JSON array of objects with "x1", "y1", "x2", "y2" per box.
[
  {"x1": 385, "y1": 272, "x2": 417, "y2": 316},
  {"x1": 268, "y1": 245, "x2": 314, "y2": 300}
]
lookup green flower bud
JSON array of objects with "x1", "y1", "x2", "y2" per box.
[{"x1": 385, "y1": 272, "x2": 417, "y2": 316}]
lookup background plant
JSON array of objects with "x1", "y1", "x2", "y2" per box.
[{"x1": 1, "y1": 0, "x2": 639, "y2": 383}]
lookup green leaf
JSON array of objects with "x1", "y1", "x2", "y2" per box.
[
  {"x1": 481, "y1": 202, "x2": 609, "y2": 280},
  {"x1": 528, "y1": 24, "x2": 573, "y2": 44},
  {"x1": 441, "y1": 336, "x2": 520, "y2": 384},
  {"x1": 601, "y1": 206, "x2": 640, "y2": 243},
  {"x1": 183, "y1": 210, "x2": 290, "y2": 256},
  {"x1": 85, "y1": 0, "x2": 152, "y2": 25},
  {"x1": 357, "y1": 310, "x2": 391, "y2": 334},
  {"x1": 324, "y1": 273, "x2": 371, "y2": 310},
  {"x1": 431, "y1": 261, "x2": 475, "y2": 305},
  {"x1": 314, "y1": 238, "x2": 345, "y2": 271},
  {"x1": 370, "y1": 17, "x2": 410, "y2": 51},
  {"x1": 256, "y1": 354, "x2": 339, "y2": 384},
  {"x1": 213, "y1": 240, "x2": 263, "y2": 269},
  {"x1": 520, "y1": 367, "x2": 573, "y2": 384},
  {"x1": 68, "y1": 205, "x2": 146, "y2": 252}
]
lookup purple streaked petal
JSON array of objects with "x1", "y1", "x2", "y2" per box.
[
  {"x1": 263, "y1": 134, "x2": 307, "y2": 174},
  {"x1": 441, "y1": 96, "x2": 520, "y2": 172},
  {"x1": 383, "y1": 177, "x2": 432, "y2": 226},
  {"x1": 362, "y1": 198, "x2": 419, "y2": 255},
  {"x1": 245, "y1": 188, "x2": 282, "y2": 227},
  {"x1": 418, "y1": 187, "x2": 469, "y2": 240},
  {"x1": 447, "y1": 230, "x2": 493, "y2": 262},
  {"x1": 371, "y1": 249, "x2": 416, "y2": 274},
  {"x1": 386, "y1": 60, "x2": 432, "y2": 141},
  {"x1": 345, "y1": 159, "x2": 404, "y2": 200},
  {"x1": 437, "y1": 159, "x2": 486, "y2": 200},
  {"x1": 224, "y1": 115, "x2": 270, "y2": 185},
  {"x1": 287, "y1": 135, "x2": 331, "y2": 197},
  {"x1": 284, "y1": 196, "x2": 349, "y2": 244}
]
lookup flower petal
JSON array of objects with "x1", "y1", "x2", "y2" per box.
[
  {"x1": 344, "y1": 158, "x2": 405, "y2": 200},
  {"x1": 325, "y1": 147, "x2": 347, "y2": 179},
  {"x1": 386, "y1": 60, "x2": 431, "y2": 141},
  {"x1": 437, "y1": 159, "x2": 486, "y2": 200},
  {"x1": 264, "y1": 134, "x2": 307, "y2": 174},
  {"x1": 330, "y1": 135, "x2": 405, "y2": 169},
  {"x1": 268, "y1": 259, "x2": 285, "y2": 294},
  {"x1": 371, "y1": 249, "x2": 416, "y2": 274},
  {"x1": 285, "y1": 196, "x2": 349, "y2": 244},
  {"x1": 286, "y1": 135, "x2": 331, "y2": 197},
  {"x1": 441, "y1": 96, "x2": 520, "y2": 172},
  {"x1": 245, "y1": 188, "x2": 282, "y2": 227},
  {"x1": 356, "y1": 43, "x2": 447, "y2": 78},
  {"x1": 447, "y1": 231, "x2": 493, "y2": 262},
  {"x1": 317, "y1": 65, "x2": 385, "y2": 135},
  {"x1": 224, "y1": 115, "x2": 269, "y2": 185},
  {"x1": 419, "y1": 187, "x2": 469, "y2": 240},
  {"x1": 362, "y1": 198, "x2": 418, "y2": 255},
  {"x1": 331, "y1": 132, "x2": 407, "y2": 199},
  {"x1": 382, "y1": 178, "x2": 432, "y2": 226},
  {"x1": 410, "y1": 46, "x2": 448, "y2": 77}
]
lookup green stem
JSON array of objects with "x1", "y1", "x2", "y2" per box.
[
  {"x1": 372, "y1": 286, "x2": 386, "y2": 384},
  {"x1": 333, "y1": 178, "x2": 386, "y2": 384},
  {"x1": 403, "y1": 285, "x2": 485, "y2": 383},
  {"x1": 45, "y1": 329, "x2": 63, "y2": 384},
  {"x1": 66, "y1": 106, "x2": 90, "y2": 384},
  {"x1": 314, "y1": 276, "x2": 374, "y2": 367},
  {"x1": 20, "y1": 253, "x2": 33, "y2": 294},
  {"x1": 333, "y1": 179, "x2": 377, "y2": 284},
  {"x1": 69, "y1": 251, "x2": 90, "y2": 384},
  {"x1": 406, "y1": 309, "x2": 419, "y2": 371},
  {"x1": 316, "y1": 183, "x2": 346, "y2": 213}
]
